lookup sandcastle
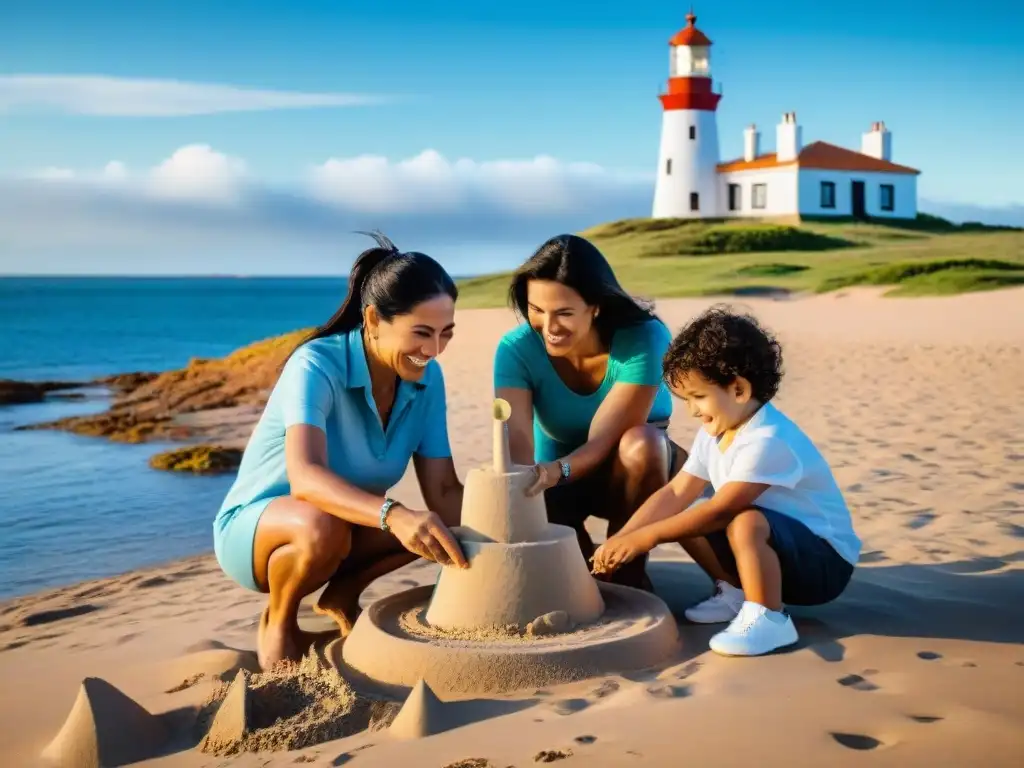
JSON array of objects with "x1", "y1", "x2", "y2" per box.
[{"x1": 334, "y1": 399, "x2": 681, "y2": 699}]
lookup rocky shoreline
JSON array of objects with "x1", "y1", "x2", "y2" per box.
[{"x1": 4, "y1": 328, "x2": 310, "y2": 474}]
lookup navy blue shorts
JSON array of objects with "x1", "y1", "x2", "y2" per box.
[{"x1": 706, "y1": 507, "x2": 854, "y2": 607}]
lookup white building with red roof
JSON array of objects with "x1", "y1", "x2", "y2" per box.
[{"x1": 651, "y1": 12, "x2": 920, "y2": 221}]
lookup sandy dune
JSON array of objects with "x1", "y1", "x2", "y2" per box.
[{"x1": 1, "y1": 287, "x2": 1022, "y2": 767}]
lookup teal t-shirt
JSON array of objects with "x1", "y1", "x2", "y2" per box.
[{"x1": 493, "y1": 319, "x2": 674, "y2": 463}]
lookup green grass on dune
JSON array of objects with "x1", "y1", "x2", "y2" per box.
[
  {"x1": 454, "y1": 213, "x2": 1024, "y2": 307},
  {"x1": 816, "y1": 258, "x2": 1024, "y2": 296}
]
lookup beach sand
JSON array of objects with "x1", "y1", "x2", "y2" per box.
[{"x1": 2, "y1": 288, "x2": 1022, "y2": 767}]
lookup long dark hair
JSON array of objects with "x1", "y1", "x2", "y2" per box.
[
  {"x1": 508, "y1": 234, "x2": 659, "y2": 344},
  {"x1": 288, "y1": 231, "x2": 457, "y2": 361}
]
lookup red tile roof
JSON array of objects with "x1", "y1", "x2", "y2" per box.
[
  {"x1": 670, "y1": 13, "x2": 713, "y2": 46},
  {"x1": 716, "y1": 141, "x2": 920, "y2": 175},
  {"x1": 717, "y1": 152, "x2": 790, "y2": 172}
]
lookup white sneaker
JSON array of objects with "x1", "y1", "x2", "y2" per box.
[
  {"x1": 684, "y1": 580, "x2": 745, "y2": 624},
  {"x1": 709, "y1": 601, "x2": 799, "y2": 657}
]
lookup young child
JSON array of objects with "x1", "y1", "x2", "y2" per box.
[{"x1": 591, "y1": 305, "x2": 860, "y2": 657}]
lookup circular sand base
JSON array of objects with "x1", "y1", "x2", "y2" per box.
[{"x1": 333, "y1": 583, "x2": 680, "y2": 699}]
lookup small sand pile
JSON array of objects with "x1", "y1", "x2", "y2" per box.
[
  {"x1": 396, "y1": 602, "x2": 636, "y2": 645},
  {"x1": 398, "y1": 606, "x2": 527, "y2": 642},
  {"x1": 196, "y1": 652, "x2": 396, "y2": 755},
  {"x1": 398, "y1": 606, "x2": 582, "y2": 642}
]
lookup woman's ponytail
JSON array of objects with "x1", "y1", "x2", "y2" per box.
[{"x1": 282, "y1": 231, "x2": 399, "y2": 365}]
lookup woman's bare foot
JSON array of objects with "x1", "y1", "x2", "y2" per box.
[
  {"x1": 313, "y1": 574, "x2": 364, "y2": 636},
  {"x1": 257, "y1": 606, "x2": 305, "y2": 670}
]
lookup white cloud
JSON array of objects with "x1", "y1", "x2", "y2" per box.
[
  {"x1": 147, "y1": 144, "x2": 247, "y2": 204},
  {"x1": 1, "y1": 146, "x2": 653, "y2": 274},
  {"x1": 309, "y1": 149, "x2": 647, "y2": 215},
  {"x1": 102, "y1": 161, "x2": 128, "y2": 181},
  {"x1": 28, "y1": 160, "x2": 130, "y2": 185},
  {"x1": 23, "y1": 144, "x2": 248, "y2": 205},
  {"x1": 0, "y1": 75, "x2": 391, "y2": 117}
]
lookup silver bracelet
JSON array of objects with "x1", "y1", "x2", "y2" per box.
[{"x1": 379, "y1": 498, "x2": 397, "y2": 533}]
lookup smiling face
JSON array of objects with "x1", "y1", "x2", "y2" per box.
[
  {"x1": 525, "y1": 279, "x2": 599, "y2": 357},
  {"x1": 364, "y1": 293, "x2": 456, "y2": 381},
  {"x1": 670, "y1": 370, "x2": 756, "y2": 438}
]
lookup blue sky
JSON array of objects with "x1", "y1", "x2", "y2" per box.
[{"x1": 0, "y1": 0, "x2": 1020, "y2": 275}]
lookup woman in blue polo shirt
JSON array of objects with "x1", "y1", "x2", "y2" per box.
[
  {"x1": 214, "y1": 232, "x2": 469, "y2": 670},
  {"x1": 494, "y1": 234, "x2": 688, "y2": 591}
]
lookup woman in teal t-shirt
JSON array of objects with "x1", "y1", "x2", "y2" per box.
[{"x1": 493, "y1": 234, "x2": 688, "y2": 590}]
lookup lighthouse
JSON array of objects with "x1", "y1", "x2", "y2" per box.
[{"x1": 651, "y1": 11, "x2": 722, "y2": 219}]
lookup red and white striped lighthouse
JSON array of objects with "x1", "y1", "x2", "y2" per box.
[{"x1": 652, "y1": 11, "x2": 723, "y2": 219}]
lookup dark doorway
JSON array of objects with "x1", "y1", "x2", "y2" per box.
[
  {"x1": 851, "y1": 180, "x2": 866, "y2": 219},
  {"x1": 728, "y1": 183, "x2": 741, "y2": 211}
]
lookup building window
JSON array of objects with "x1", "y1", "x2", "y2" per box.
[
  {"x1": 728, "y1": 183, "x2": 741, "y2": 211},
  {"x1": 666, "y1": 158, "x2": 672, "y2": 175},
  {"x1": 880, "y1": 184, "x2": 894, "y2": 212},
  {"x1": 689, "y1": 125, "x2": 696, "y2": 140},
  {"x1": 752, "y1": 183, "x2": 767, "y2": 209},
  {"x1": 690, "y1": 192, "x2": 699, "y2": 211},
  {"x1": 820, "y1": 181, "x2": 836, "y2": 209}
]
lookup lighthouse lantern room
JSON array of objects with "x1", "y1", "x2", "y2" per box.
[{"x1": 652, "y1": 11, "x2": 722, "y2": 219}]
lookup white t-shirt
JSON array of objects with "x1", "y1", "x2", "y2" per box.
[{"x1": 682, "y1": 401, "x2": 861, "y2": 565}]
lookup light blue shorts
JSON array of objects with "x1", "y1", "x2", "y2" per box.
[{"x1": 213, "y1": 496, "x2": 277, "y2": 593}]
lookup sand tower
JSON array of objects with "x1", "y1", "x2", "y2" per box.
[{"x1": 334, "y1": 399, "x2": 680, "y2": 699}]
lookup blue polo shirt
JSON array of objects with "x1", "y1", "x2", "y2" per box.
[
  {"x1": 214, "y1": 327, "x2": 451, "y2": 537},
  {"x1": 493, "y1": 319, "x2": 673, "y2": 463}
]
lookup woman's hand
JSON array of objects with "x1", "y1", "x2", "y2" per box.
[
  {"x1": 387, "y1": 505, "x2": 469, "y2": 569},
  {"x1": 525, "y1": 461, "x2": 562, "y2": 497},
  {"x1": 591, "y1": 530, "x2": 656, "y2": 576}
]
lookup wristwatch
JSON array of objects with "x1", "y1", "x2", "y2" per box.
[
  {"x1": 556, "y1": 460, "x2": 571, "y2": 484},
  {"x1": 379, "y1": 498, "x2": 397, "y2": 533}
]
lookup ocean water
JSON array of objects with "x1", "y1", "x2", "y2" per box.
[{"x1": 0, "y1": 277, "x2": 351, "y2": 600}]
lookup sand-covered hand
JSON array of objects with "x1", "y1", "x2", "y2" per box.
[
  {"x1": 593, "y1": 531, "x2": 651, "y2": 574},
  {"x1": 524, "y1": 461, "x2": 561, "y2": 497},
  {"x1": 388, "y1": 506, "x2": 469, "y2": 568}
]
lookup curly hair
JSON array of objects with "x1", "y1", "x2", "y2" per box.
[{"x1": 662, "y1": 305, "x2": 784, "y2": 403}]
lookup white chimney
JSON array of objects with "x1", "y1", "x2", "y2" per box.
[
  {"x1": 743, "y1": 124, "x2": 760, "y2": 162},
  {"x1": 775, "y1": 111, "x2": 802, "y2": 162},
  {"x1": 861, "y1": 121, "x2": 892, "y2": 161}
]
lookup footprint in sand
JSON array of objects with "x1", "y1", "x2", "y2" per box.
[
  {"x1": 906, "y1": 510, "x2": 937, "y2": 530},
  {"x1": 551, "y1": 698, "x2": 589, "y2": 716},
  {"x1": 656, "y1": 660, "x2": 702, "y2": 681},
  {"x1": 830, "y1": 732, "x2": 883, "y2": 751},
  {"x1": 646, "y1": 684, "x2": 691, "y2": 699},
  {"x1": 837, "y1": 673, "x2": 879, "y2": 692},
  {"x1": 534, "y1": 749, "x2": 573, "y2": 763},
  {"x1": 917, "y1": 651, "x2": 942, "y2": 661},
  {"x1": 591, "y1": 680, "x2": 620, "y2": 699}
]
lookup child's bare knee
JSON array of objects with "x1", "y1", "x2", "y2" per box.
[{"x1": 726, "y1": 509, "x2": 769, "y2": 548}]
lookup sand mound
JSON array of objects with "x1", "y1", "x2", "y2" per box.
[
  {"x1": 161, "y1": 647, "x2": 260, "y2": 693},
  {"x1": 195, "y1": 651, "x2": 394, "y2": 755},
  {"x1": 41, "y1": 677, "x2": 167, "y2": 768},
  {"x1": 387, "y1": 679, "x2": 533, "y2": 740}
]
